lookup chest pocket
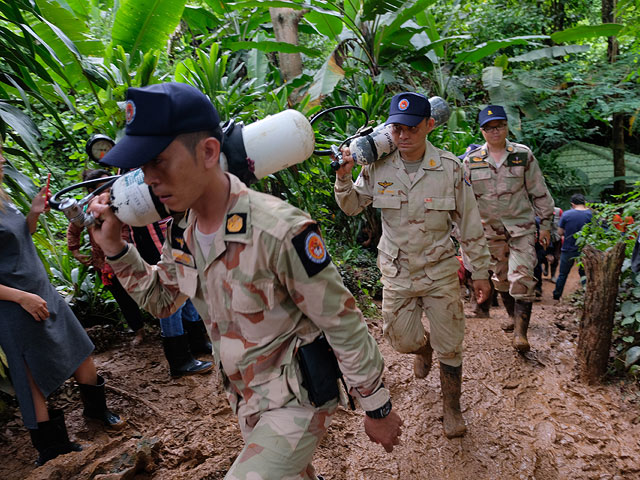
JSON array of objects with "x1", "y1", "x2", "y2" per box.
[
  {"x1": 470, "y1": 167, "x2": 492, "y2": 195},
  {"x1": 424, "y1": 196, "x2": 455, "y2": 231},
  {"x1": 372, "y1": 195, "x2": 401, "y2": 210},
  {"x1": 176, "y1": 264, "x2": 198, "y2": 298},
  {"x1": 230, "y1": 279, "x2": 275, "y2": 314},
  {"x1": 503, "y1": 166, "x2": 525, "y2": 192}
]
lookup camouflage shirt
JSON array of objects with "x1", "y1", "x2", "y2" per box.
[
  {"x1": 335, "y1": 140, "x2": 490, "y2": 286},
  {"x1": 462, "y1": 140, "x2": 555, "y2": 235},
  {"x1": 109, "y1": 174, "x2": 389, "y2": 420}
]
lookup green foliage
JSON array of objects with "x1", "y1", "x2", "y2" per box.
[{"x1": 576, "y1": 186, "x2": 640, "y2": 376}]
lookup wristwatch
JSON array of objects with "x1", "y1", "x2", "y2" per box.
[{"x1": 365, "y1": 399, "x2": 392, "y2": 419}]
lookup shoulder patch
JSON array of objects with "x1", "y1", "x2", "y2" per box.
[
  {"x1": 225, "y1": 213, "x2": 247, "y2": 234},
  {"x1": 505, "y1": 152, "x2": 528, "y2": 167},
  {"x1": 292, "y1": 224, "x2": 331, "y2": 278}
]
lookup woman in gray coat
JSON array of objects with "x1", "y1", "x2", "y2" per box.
[{"x1": 0, "y1": 142, "x2": 125, "y2": 466}]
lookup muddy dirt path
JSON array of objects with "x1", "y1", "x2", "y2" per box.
[{"x1": 1, "y1": 268, "x2": 639, "y2": 479}]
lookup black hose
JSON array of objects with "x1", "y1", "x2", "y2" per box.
[
  {"x1": 49, "y1": 176, "x2": 119, "y2": 210},
  {"x1": 309, "y1": 105, "x2": 369, "y2": 156}
]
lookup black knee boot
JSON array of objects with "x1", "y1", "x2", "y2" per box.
[
  {"x1": 28, "y1": 409, "x2": 82, "y2": 466},
  {"x1": 182, "y1": 319, "x2": 212, "y2": 356},
  {"x1": 162, "y1": 334, "x2": 213, "y2": 378},
  {"x1": 78, "y1": 375, "x2": 126, "y2": 430}
]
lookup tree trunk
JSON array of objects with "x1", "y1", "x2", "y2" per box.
[
  {"x1": 269, "y1": 8, "x2": 304, "y2": 83},
  {"x1": 577, "y1": 242, "x2": 625, "y2": 384}
]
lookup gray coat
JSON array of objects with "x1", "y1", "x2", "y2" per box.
[{"x1": 0, "y1": 200, "x2": 94, "y2": 429}]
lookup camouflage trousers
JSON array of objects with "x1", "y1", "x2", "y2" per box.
[
  {"x1": 226, "y1": 402, "x2": 337, "y2": 479},
  {"x1": 486, "y1": 229, "x2": 537, "y2": 301},
  {"x1": 381, "y1": 272, "x2": 464, "y2": 367}
]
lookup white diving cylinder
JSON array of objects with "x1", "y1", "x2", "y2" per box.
[
  {"x1": 348, "y1": 96, "x2": 450, "y2": 166},
  {"x1": 107, "y1": 109, "x2": 316, "y2": 226},
  {"x1": 219, "y1": 109, "x2": 315, "y2": 183},
  {"x1": 109, "y1": 168, "x2": 171, "y2": 227}
]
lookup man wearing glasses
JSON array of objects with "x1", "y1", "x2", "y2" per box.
[
  {"x1": 334, "y1": 92, "x2": 491, "y2": 438},
  {"x1": 462, "y1": 105, "x2": 555, "y2": 353}
]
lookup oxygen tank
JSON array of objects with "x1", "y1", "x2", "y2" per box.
[
  {"x1": 109, "y1": 168, "x2": 171, "y2": 226},
  {"x1": 348, "y1": 96, "x2": 450, "y2": 166},
  {"x1": 65, "y1": 110, "x2": 316, "y2": 227},
  {"x1": 220, "y1": 109, "x2": 315, "y2": 185}
]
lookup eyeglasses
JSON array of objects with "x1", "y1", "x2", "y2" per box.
[
  {"x1": 482, "y1": 124, "x2": 508, "y2": 133},
  {"x1": 390, "y1": 124, "x2": 421, "y2": 135}
]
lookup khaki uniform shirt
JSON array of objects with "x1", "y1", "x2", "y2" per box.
[
  {"x1": 462, "y1": 141, "x2": 555, "y2": 236},
  {"x1": 109, "y1": 174, "x2": 388, "y2": 421},
  {"x1": 335, "y1": 140, "x2": 490, "y2": 288}
]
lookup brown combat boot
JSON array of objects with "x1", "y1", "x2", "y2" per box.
[
  {"x1": 412, "y1": 335, "x2": 433, "y2": 379},
  {"x1": 439, "y1": 363, "x2": 466, "y2": 438},
  {"x1": 513, "y1": 300, "x2": 533, "y2": 352},
  {"x1": 499, "y1": 291, "x2": 516, "y2": 331}
]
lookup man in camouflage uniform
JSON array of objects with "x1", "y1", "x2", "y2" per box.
[
  {"x1": 334, "y1": 92, "x2": 491, "y2": 439},
  {"x1": 462, "y1": 105, "x2": 555, "y2": 352},
  {"x1": 89, "y1": 83, "x2": 402, "y2": 480}
]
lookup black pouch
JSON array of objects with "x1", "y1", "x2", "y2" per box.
[{"x1": 296, "y1": 335, "x2": 340, "y2": 407}]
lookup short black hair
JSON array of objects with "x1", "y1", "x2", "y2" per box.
[
  {"x1": 177, "y1": 127, "x2": 223, "y2": 154},
  {"x1": 570, "y1": 193, "x2": 586, "y2": 205}
]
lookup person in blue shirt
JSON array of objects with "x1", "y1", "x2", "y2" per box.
[{"x1": 553, "y1": 194, "x2": 593, "y2": 300}]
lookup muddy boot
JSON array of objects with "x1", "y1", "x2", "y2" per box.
[
  {"x1": 513, "y1": 300, "x2": 533, "y2": 353},
  {"x1": 78, "y1": 375, "x2": 126, "y2": 430},
  {"x1": 182, "y1": 319, "x2": 212, "y2": 357},
  {"x1": 412, "y1": 336, "x2": 433, "y2": 379},
  {"x1": 439, "y1": 363, "x2": 466, "y2": 438},
  {"x1": 162, "y1": 334, "x2": 213, "y2": 378},
  {"x1": 28, "y1": 409, "x2": 82, "y2": 466},
  {"x1": 499, "y1": 291, "x2": 516, "y2": 331}
]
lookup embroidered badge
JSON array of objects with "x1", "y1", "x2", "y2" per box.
[
  {"x1": 292, "y1": 224, "x2": 331, "y2": 277},
  {"x1": 172, "y1": 250, "x2": 196, "y2": 267},
  {"x1": 398, "y1": 99, "x2": 409, "y2": 111},
  {"x1": 226, "y1": 213, "x2": 246, "y2": 234},
  {"x1": 378, "y1": 181, "x2": 393, "y2": 189},
  {"x1": 488, "y1": 109, "x2": 493, "y2": 115},
  {"x1": 505, "y1": 152, "x2": 527, "y2": 167},
  {"x1": 464, "y1": 171, "x2": 472, "y2": 186},
  {"x1": 472, "y1": 156, "x2": 483, "y2": 162},
  {"x1": 125, "y1": 100, "x2": 136, "y2": 125}
]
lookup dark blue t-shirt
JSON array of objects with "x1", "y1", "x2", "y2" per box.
[{"x1": 559, "y1": 209, "x2": 593, "y2": 253}]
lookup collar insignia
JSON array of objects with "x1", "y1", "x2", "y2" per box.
[
  {"x1": 429, "y1": 159, "x2": 436, "y2": 167},
  {"x1": 226, "y1": 214, "x2": 245, "y2": 234}
]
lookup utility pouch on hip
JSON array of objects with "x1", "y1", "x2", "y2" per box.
[{"x1": 296, "y1": 335, "x2": 341, "y2": 407}]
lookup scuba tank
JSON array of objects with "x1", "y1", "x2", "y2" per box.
[
  {"x1": 51, "y1": 110, "x2": 316, "y2": 227},
  {"x1": 348, "y1": 96, "x2": 450, "y2": 166}
]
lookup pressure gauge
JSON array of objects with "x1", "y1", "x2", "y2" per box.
[{"x1": 86, "y1": 134, "x2": 115, "y2": 162}]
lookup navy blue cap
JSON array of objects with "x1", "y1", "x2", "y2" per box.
[
  {"x1": 101, "y1": 82, "x2": 220, "y2": 169},
  {"x1": 478, "y1": 105, "x2": 507, "y2": 127},
  {"x1": 385, "y1": 92, "x2": 431, "y2": 127},
  {"x1": 458, "y1": 143, "x2": 482, "y2": 160}
]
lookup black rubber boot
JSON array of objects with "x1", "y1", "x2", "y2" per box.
[
  {"x1": 78, "y1": 375, "x2": 126, "y2": 430},
  {"x1": 28, "y1": 409, "x2": 82, "y2": 466},
  {"x1": 499, "y1": 291, "x2": 516, "y2": 331},
  {"x1": 162, "y1": 334, "x2": 213, "y2": 378},
  {"x1": 439, "y1": 363, "x2": 466, "y2": 439},
  {"x1": 182, "y1": 319, "x2": 213, "y2": 356},
  {"x1": 513, "y1": 300, "x2": 533, "y2": 352}
]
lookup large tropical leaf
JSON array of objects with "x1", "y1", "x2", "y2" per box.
[
  {"x1": 551, "y1": 24, "x2": 624, "y2": 44},
  {"x1": 307, "y1": 50, "x2": 345, "y2": 102},
  {"x1": 510, "y1": 45, "x2": 591, "y2": 62},
  {"x1": 111, "y1": 0, "x2": 187, "y2": 55},
  {"x1": 0, "y1": 102, "x2": 42, "y2": 157},
  {"x1": 454, "y1": 35, "x2": 549, "y2": 63},
  {"x1": 226, "y1": 40, "x2": 322, "y2": 56}
]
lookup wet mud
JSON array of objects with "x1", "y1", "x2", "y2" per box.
[{"x1": 1, "y1": 268, "x2": 639, "y2": 479}]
